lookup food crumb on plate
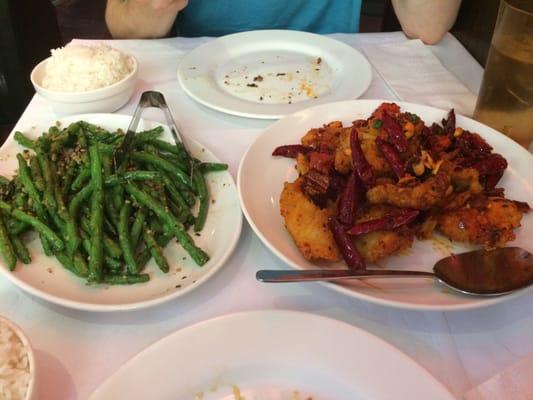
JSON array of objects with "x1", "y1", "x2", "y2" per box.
[
  {"x1": 232, "y1": 384, "x2": 245, "y2": 400},
  {"x1": 430, "y1": 235, "x2": 454, "y2": 256}
]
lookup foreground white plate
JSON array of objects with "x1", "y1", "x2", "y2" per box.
[
  {"x1": 91, "y1": 310, "x2": 453, "y2": 399},
  {"x1": 177, "y1": 30, "x2": 372, "y2": 119},
  {"x1": 238, "y1": 100, "x2": 533, "y2": 311},
  {"x1": 0, "y1": 114, "x2": 242, "y2": 312}
]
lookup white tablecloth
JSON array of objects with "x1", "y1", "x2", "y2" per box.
[{"x1": 3, "y1": 32, "x2": 533, "y2": 400}]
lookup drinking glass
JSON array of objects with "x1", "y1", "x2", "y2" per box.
[{"x1": 473, "y1": 0, "x2": 533, "y2": 149}]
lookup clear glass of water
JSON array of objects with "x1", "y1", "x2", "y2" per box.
[{"x1": 473, "y1": 0, "x2": 533, "y2": 149}]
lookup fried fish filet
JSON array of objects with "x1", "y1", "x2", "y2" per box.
[
  {"x1": 366, "y1": 172, "x2": 451, "y2": 210},
  {"x1": 354, "y1": 230, "x2": 414, "y2": 263},
  {"x1": 437, "y1": 198, "x2": 525, "y2": 248},
  {"x1": 279, "y1": 178, "x2": 339, "y2": 261},
  {"x1": 301, "y1": 121, "x2": 343, "y2": 150},
  {"x1": 352, "y1": 205, "x2": 414, "y2": 263},
  {"x1": 334, "y1": 128, "x2": 392, "y2": 176}
]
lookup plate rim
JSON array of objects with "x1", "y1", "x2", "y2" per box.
[
  {"x1": 177, "y1": 29, "x2": 372, "y2": 119},
  {"x1": 90, "y1": 309, "x2": 455, "y2": 399},
  {"x1": 237, "y1": 99, "x2": 533, "y2": 312},
  {"x1": 0, "y1": 113, "x2": 243, "y2": 312}
]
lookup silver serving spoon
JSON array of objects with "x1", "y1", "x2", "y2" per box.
[{"x1": 256, "y1": 247, "x2": 533, "y2": 296}]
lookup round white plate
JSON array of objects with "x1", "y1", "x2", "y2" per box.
[
  {"x1": 177, "y1": 30, "x2": 372, "y2": 119},
  {"x1": 91, "y1": 310, "x2": 454, "y2": 400},
  {"x1": 238, "y1": 100, "x2": 533, "y2": 311},
  {"x1": 0, "y1": 114, "x2": 242, "y2": 312}
]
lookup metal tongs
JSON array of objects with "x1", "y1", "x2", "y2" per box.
[{"x1": 114, "y1": 91, "x2": 194, "y2": 176}]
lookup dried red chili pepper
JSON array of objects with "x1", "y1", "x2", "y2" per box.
[
  {"x1": 347, "y1": 209, "x2": 419, "y2": 236},
  {"x1": 428, "y1": 134, "x2": 453, "y2": 154},
  {"x1": 419, "y1": 125, "x2": 431, "y2": 150},
  {"x1": 484, "y1": 171, "x2": 504, "y2": 190},
  {"x1": 442, "y1": 108, "x2": 456, "y2": 135},
  {"x1": 457, "y1": 131, "x2": 493, "y2": 157},
  {"x1": 328, "y1": 217, "x2": 366, "y2": 270},
  {"x1": 382, "y1": 112, "x2": 408, "y2": 153},
  {"x1": 472, "y1": 153, "x2": 507, "y2": 175},
  {"x1": 350, "y1": 126, "x2": 375, "y2": 188},
  {"x1": 514, "y1": 200, "x2": 531, "y2": 213},
  {"x1": 328, "y1": 170, "x2": 346, "y2": 197},
  {"x1": 302, "y1": 170, "x2": 330, "y2": 208},
  {"x1": 352, "y1": 119, "x2": 368, "y2": 128},
  {"x1": 429, "y1": 122, "x2": 445, "y2": 136},
  {"x1": 318, "y1": 143, "x2": 331, "y2": 153},
  {"x1": 485, "y1": 187, "x2": 505, "y2": 198},
  {"x1": 375, "y1": 137, "x2": 405, "y2": 179},
  {"x1": 338, "y1": 172, "x2": 360, "y2": 226},
  {"x1": 308, "y1": 151, "x2": 333, "y2": 174},
  {"x1": 371, "y1": 102, "x2": 400, "y2": 119},
  {"x1": 272, "y1": 144, "x2": 312, "y2": 158}
]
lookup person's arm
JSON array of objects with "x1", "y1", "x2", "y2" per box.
[
  {"x1": 105, "y1": 0, "x2": 188, "y2": 39},
  {"x1": 391, "y1": 0, "x2": 462, "y2": 44}
]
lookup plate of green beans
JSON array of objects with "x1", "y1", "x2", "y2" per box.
[{"x1": 0, "y1": 114, "x2": 242, "y2": 311}]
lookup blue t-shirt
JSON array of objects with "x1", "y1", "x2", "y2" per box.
[{"x1": 174, "y1": 0, "x2": 361, "y2": 37}]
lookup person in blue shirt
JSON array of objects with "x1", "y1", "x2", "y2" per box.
[
  {"x1": 105, "y1": 0, "x2": 461, "y2": 45},
  {"x1": 175, "y1": 1, "x2": 361, "y2": 37}
]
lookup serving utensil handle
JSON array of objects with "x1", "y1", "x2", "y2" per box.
[
  {"x1": 114, "y1": 91, "x2": 195, "y2": 175},
  {"x1": 256, "y1": 269, "x2": 435, "y2": 283},
  {"x1": 114, "y1": 91, "x2": 154, "y2": 165}
]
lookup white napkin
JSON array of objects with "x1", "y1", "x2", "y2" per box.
[
  {"x1": 363, "y1": 39, "x2": 477, "y2": 117},
  {"x1": 463, "y1": 352, "x2": 533, "y2": 400}
]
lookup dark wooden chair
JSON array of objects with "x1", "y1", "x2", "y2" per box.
[
  {"x1": 54, "y1": 0, "x2": 111, "y2": 44},
  {"x1": 0, "y1": 0, "x2": 62, "y2": 139},
  {"x1": 451, "y1": 0, "x2": 500, "y2": 66},
  {"x1": 0, "y1": 0, "x2": 111, "y2": 142}
]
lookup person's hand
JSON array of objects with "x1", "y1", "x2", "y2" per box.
[
  {"x1": 134, "y1": 0, "x2": 188, "y2": 13},
  {"x1": 106, "y1": 0, "x2": 189, "y2": 38},
  {"x1": 392, "y1": 0, "x2": 461, "y2": 44}
]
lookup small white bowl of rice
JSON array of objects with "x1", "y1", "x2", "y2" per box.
[
  {"x1": 0, "y1": 316, "x2": 36, "y2": 400},
  {"x1": 31, "y1": 42, "x2": 137, "y2": 115}
]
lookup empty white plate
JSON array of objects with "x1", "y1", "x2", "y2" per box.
[
  {"x1": 91, "y1": 310, "x2": 454, "y2": 399},
  {"x1": 177, "y1": 30, "x2": 372, "y2": 119}
]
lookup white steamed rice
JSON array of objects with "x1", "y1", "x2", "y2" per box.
[
  {"x1": 42, "y1": 43, "x2": 134, "y2": 92},
  {"x1": 0, "y1": 321, "x2": 30, "y2": 400}
]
